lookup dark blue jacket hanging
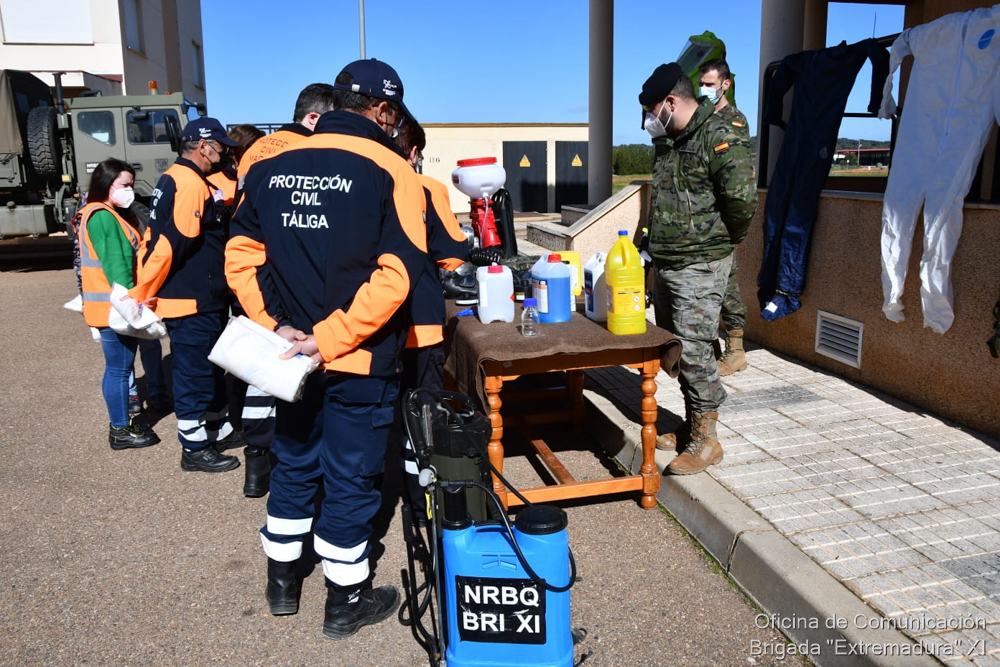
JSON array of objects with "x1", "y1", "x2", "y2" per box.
[{"x1": 756, "y1": 38, "x2": 889, "y2": 321}]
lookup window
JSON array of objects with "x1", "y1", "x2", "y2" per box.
[
  {"x1": 191, "y1": 41, "x2": 204, "y2": 88},
  {"x1": 126, "y1": 109, "x2": 179, "y2": 144},
  {"x1": 123, "y1": 0, "x2": 143, "y2": 52},
  {"x1": 77, "y1": 111, "x2": 116, "y2": 146}
]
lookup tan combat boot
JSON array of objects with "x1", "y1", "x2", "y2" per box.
[
  {"x1": 667, "y1": 412, "x2": 723, "y2": 475},
  {"x1": 718, "y1": 329, "x2": 747, "y2": 376},
  {"x1": 655, "y1": 421, "x2": 690, "y2": 451}
]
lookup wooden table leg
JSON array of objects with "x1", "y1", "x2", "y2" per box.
[
  {"x1": 639, "y1": 358, "x2": 661, "y2": 509},
  {"x1": 484, "y1": 373, "x2": 508, "y2": 507},
  {"x1": 568, "y1": 369, "x2": 585, "y2": 434}
]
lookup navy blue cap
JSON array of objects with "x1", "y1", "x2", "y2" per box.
[
  {"x1": 333, "y1": 58, "x2": 411, "y2": 119},
  {"x1": 180, "y1": 117, "x2": 238, "y2": 147}
]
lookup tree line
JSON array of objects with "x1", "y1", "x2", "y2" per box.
[{"x1": 612, "y1": 137, "x2": 889, "y2": 175}]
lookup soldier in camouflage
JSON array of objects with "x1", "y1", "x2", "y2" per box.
[
  {"x1": 639, "y1": 62, "x2": 757, "y2": 475},
  {"x1": 699, "y1": 58, "x2": 750, "y2": 376}
]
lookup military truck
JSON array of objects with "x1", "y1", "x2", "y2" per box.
[{"x1": 0, "y1": 69, "x2": 204, "y2": 241}]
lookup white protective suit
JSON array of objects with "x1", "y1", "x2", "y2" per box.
[{"x1": 878, "y1": 5, "x2": 1000, "y2": 334}]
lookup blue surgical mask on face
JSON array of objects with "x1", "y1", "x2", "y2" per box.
[{"x1": 699, "y1": 86, "x2": 722, "y2": 104}]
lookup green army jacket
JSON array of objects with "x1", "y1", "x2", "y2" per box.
[{"x1": 648, "y1": 98, "x2": 758, "y2": 270}]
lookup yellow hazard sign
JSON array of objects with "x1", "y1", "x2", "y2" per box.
[
  {"x1": 571, "y1": 154, "x2": 583, "y2": 167},
  {"x1": 519, "y1": 155, "x2": 531, "y2": 168}
]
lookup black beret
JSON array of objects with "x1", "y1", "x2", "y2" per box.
[{"x1": 638, "y1": 62, "x2": 684, "y2": 107}]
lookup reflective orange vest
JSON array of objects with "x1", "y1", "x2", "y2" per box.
[{"x1": 80, "y1": 202, "x2": 140, "y2": 328}]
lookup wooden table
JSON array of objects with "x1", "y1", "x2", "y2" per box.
[{"x1": 444, "y1": 305, "x2": 681, "y2": 510}]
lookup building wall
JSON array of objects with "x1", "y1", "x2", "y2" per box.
[
  {"x1": 0, "y1": 0, "x2": 204, "y2": 105},
  {"x1": 739, "y1": 191, "x2": 1000, "y2": 439},
  {"x1": 0, "y1": 0, "x2": 124, "y2": 89},
  {"x1": 423, "y1": 123, "x2": 588, "y2": 214}
]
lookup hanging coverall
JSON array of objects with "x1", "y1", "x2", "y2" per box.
[
  {"x1": 879, "y1": 5, "x2": 1000, "y2": 334},
  {"x1": 757, "y1": 39, "x2": 889, "y2": 321}
]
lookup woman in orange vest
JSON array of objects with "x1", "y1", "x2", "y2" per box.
[{"x1": 80, "y1": 159, "x2": 161, "y2": 450}]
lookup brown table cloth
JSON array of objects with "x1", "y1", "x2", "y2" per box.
[{"x1": 443, "y1": 301, "x2": 682, "y2": 408}]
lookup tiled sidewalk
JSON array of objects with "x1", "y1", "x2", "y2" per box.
[{"x1": 588, "y1": 346, "x2": 1000, "y2": 666}]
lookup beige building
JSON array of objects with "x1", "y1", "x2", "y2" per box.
[
  {"x1": 0, "y1": 0, "x2": 205, "y2": 105},
  {"x1": 422, "y1": 123, "x2": 589, "y2": 214}
]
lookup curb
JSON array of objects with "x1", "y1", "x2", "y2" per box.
[{"x1": 584, "y1": 388, "x2": 944, "y2": 667}]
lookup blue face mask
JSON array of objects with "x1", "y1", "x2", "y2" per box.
[{"x1": 699, "y1": 86, "x2": 722, "y2": 104}]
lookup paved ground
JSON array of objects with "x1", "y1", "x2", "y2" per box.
[
  {"x1": 0, "y1": 268, "x2": 801, "y2": 667},
  {"x1": 588, "y1": 337, "x2": 1000, "y2": 666}
]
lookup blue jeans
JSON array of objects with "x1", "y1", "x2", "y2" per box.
[
  {"x1": 99, "y1": 327, "x2": 139, "y2": 427},
  {"x1": 128, "y1": 338, "x2": 167, "y2": 399}
]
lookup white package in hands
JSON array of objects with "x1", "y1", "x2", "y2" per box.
[
  {"x1": 108, "y1": 283, "x2": 167, "y2": 339},
  {"x1": 208, "y1": 316, "x2": 318, "y2": 403}
]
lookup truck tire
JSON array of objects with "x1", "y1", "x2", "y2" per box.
[
  {"x1": 129, "y1": 201, "x2": 151, "y2": 235},
  {"x1": 27, "y1": 106, "x2": 62, "y2": 178}
]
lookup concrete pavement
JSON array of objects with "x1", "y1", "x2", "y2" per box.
[
  {"x1": 586, "y1": 339, "x2": 1000, "y2": 666},
  {"x1": 0, "y1": 267, "x2": 801, "y2": 667}
]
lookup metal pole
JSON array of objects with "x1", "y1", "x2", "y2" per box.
[
  {"x1": 587, "y1": 0, "x2": 613, "y2": 206},
  {"x1": 359, "y1": 0, "x2": 366, "y2": 59}
]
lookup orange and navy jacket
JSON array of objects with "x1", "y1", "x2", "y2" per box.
[
  {"x1": 236, "y1": 123, "x2": 312, "y2": 187},
  {"x1": 406, "y1": 174, "x2": 469, "y2": 348},
  {"x1": 131, "y1": 157, "x2": 230, "y2": 317},
  {"x1": 207, "y1": 164, "x2": 238, "y2": 232},
  {"x1": 226, "y1": 110, "x2": 427, "y2": 378},
  {"x1": 79, "y1": 202, "x2": 140, "y2": 328}
]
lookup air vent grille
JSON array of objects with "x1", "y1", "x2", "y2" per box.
[{"x1": 815, "y1": 311, "x2": 863, "y2": 369}]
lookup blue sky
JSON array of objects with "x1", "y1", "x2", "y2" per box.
[{"x1": 204, "y1": 1, "x2": 904, "y2": 146}]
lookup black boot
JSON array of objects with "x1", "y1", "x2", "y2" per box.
[
  {"x1": 243, "y1": 446, "x2": 272, "y2": 498},
  {"x1": 323, "y1": 583, "x2": 400, "y2": 640},
  {"x1": 180, "y1": 446, "x2": 240, "y2": 473},
  {"x1": 266, "y1": 558, "x2": 300, "y2": 615},
  {"x1": 109, "y1": 421, "x2": 159, "y2": 450},
  {"x1": 212, "y1": 429, "x2": 246, "y2": 453}
]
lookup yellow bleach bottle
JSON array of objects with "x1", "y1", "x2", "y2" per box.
[{"x1": 605, "y1": 230, "x2": 646, "y2": 335}]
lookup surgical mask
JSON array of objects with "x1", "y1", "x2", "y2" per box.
[
  {"x1": 644, "y1": 104, "x2": 672, "y2": 139},
  {"x1": 699, "y1": 86, "x2": 722, "y2": 104},
  {"x1": 111, "y1": 186, "x2": 135, "y2": 208}
]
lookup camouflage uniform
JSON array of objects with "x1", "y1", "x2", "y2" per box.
[
  {"x1": 649, "y1": 98, "x2": 757, "y2": 412},
  {"x1": 715, "y1": 103, "x2": 750, "y2": 333}
]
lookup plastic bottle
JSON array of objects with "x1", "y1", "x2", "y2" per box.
[
  {"x1": 521, "y1": 298, "x2": 540, "y2": 337},
  {"x1": 558, "y1": 250, "x2": 582, "y2": 313},
  {"x1": 476, "y1": 265, "x2": 514, "y2": 324},
  {"x1": 605, "y1": 230, "x2": 647, "y2": 334},
  {"x1": 584, "y1": 251, "x2": 608, "y2": 322},
  {"x1": 531, "y1": 254, "x2": 572, "y2": 323}
]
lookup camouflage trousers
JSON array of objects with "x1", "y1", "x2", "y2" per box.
[
  {"x1": 652, "y1": 255, "x2": 732, "y2": 413},
  {"x1": 721, "y1": 251, "x2": 747, "y2": 332}
]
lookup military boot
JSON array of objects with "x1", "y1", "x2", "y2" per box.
[
  {"x1": 656, "y1": 398, "x2": 691, "y2": 452},
  {"x1": 718, "y1": 329, "x2": 748, "y2": 376},
  {"x1": 243, "y1": 446, "x2": 273, "y2": 498},
  {"x1": 655, "y1": 421, "x2": 690, "y2": 452},
  {"x1": 266, "y1": 557, "x2": 300, "y2": 615},
  {"x1": 667, "y1": 412, "x2": 723, "y2": 475}
]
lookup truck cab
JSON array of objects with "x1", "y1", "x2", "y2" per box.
[{"x1": 0, "y1": 69, "x2": 203, "y2": 241}]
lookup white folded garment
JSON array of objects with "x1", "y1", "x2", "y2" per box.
[
  {"x1": 208, "y1": 316, "x2": 318, "y2": 403},
  {"x1": 108, "y1": 283, "x2": 167, "y2": 339}
]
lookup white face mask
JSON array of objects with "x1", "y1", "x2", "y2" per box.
[
  {"x1": 644, "y1": 101, "x2": 672, "y2": 139},
  {"x1": 111, "y1": 186, "x2": 135, "y2": 209},
  {"x1": 699, "y1": 86, "x2": 722, "y2": 104}
]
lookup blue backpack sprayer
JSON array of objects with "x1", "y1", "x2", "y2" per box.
[{"x1": 399, "y1": 388, "x2": 577, "y2": 667}]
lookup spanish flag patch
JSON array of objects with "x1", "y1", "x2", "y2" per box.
[
  {"x1": 714, "y1": 142, "x2": 730, "y2": 154},
  {"x1": 732, "y1": 121, "x2": 745, "y2": 128}
]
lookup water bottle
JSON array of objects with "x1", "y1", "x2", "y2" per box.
[{"x1": 521, "y1": 298, "x2": 540, "y2": 337}]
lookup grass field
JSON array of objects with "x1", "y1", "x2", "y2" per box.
[{"x1": 612, "y1": 174, "x2": 650, "y2": 194}]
